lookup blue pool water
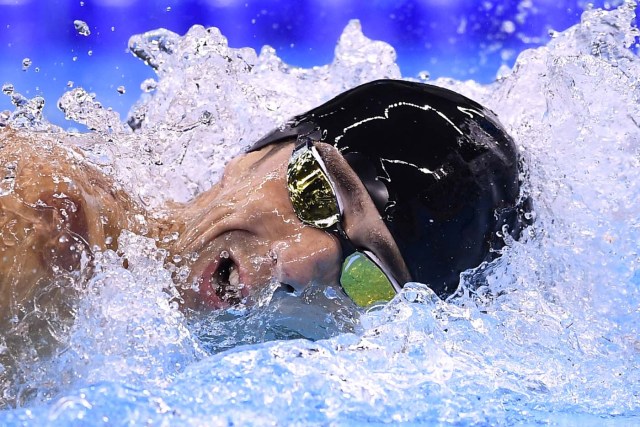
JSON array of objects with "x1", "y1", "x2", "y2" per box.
[
  {"x1": 1, "y1": 1, "x2": 640, "y2": 426},
  {"x1": 0, "y1": 0, "x2": 630, "y2": 128}
]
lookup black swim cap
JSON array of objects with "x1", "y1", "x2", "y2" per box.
[{"x1": 250, "y1": 79, "x2": 529, "y2": 298}]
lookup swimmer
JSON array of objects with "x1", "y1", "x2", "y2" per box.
[{"x1": 0, "y1": 79, "x2": 529, "y2": 326}]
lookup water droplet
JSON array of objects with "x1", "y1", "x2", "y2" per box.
[
  {"x1": 161, "y1": 232, "x2": 180, "y2": 243},
  {"x1": 140, "y1": 78, "x2": 157, "y2": 93},
  {"x1": 220, "y1": 250, "x2": 229, "y2": 259},
  {"x1": 0, "y1": 161, "x2": 17, "y2": 196},
  {"x1": 418, "y1": 71, "x2": 430, "y2": 81},
  {"x1": 32, "y1": 96, "x2": 45, "y2": 110},
  {"x1": 200, "y1": 110, "x2": 212, "y2": 125},
  {"x1": 21, "y1": 58, "x2": 31, "y2": 71},
  {"x1": 176, "y1": 265, "x2": 191, "y2": 281},
  {"x1": 105, "y1": 236, "x2": 113, "y2": 245},
  {"x1": 2, "y1": 83, "x2": 14, "y2": 95},
  {"x1": 10, "y1": 93, "x2": 27, "y2": 108},
  {"x1": 67, "y1": 81, "x2": 74, "y2": 87},
  {"x1": 324, "y1": 286, "x2": 338, "y2": 299},
  {"x1": 172, "y1": 254, "x2": 182, "y2": 263},
  {"x1": 74, "y1": 20, "x2": 91, "y2": 36},
  {"x1": 501, "y1": 20, "x2": 516, "y2": 34},
  {"x1": 116, "y1": 85, "x2": 126, "y2": 94}
]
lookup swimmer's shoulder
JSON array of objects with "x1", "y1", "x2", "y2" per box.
[{"x1": 0, "y1": 127, "x2": 87, "y2": 166}]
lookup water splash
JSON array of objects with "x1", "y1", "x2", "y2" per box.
[
  {"x1": 0, "y1": 88, "x2": 49, "y2": 130},
  {"x1": 0, "y1": 2, "x2": 639, "y2": 425},
  {"x1": 57, "y1": 88, "x2": 123, "y2": 133}
]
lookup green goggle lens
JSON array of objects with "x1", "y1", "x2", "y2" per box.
[
  {"x1": 287, "y1": 148, "x2": 340, "y2": 229},
  {"x1": 340, "y1": 252, "x2": 396, "y2": 307}
]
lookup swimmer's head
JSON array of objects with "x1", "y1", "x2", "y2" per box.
[{"x1": 249, "y1": 79, "x2": 530, "y2": 301}]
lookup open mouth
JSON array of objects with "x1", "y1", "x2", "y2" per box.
[
  {"x1": 200, "y1": 253, "x2": 246, "y2": 309},
  {"x1": 213, "y1": 257, "x2": 244, "y2": 305}
]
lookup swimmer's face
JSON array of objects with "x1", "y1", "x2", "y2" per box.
[{"x1": 173, "y1": 140, "x2": 410, "y2": 310}]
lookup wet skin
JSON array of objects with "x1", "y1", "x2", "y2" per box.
[
  {"x1": 0, "y1": 129, "x2": 409, "y2": 320},
  {"x1": 0, "y1": 130, "x2": 146, "y2": 326},
  {"x1": 170, "y1": 140, "x2": 410, "y2": 310}
]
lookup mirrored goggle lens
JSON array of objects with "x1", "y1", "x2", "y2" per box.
[
  {"x1": 287, "y1": 146, "x2": 340, "y2": 228},
  {"x1": 340, "y1": 251, "x2": 396, "y2": 307}
]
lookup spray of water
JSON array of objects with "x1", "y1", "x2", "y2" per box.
[{"x1": 0, "y1": 1, "x2": 638, "y2": 424}]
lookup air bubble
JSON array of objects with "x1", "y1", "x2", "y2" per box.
[
  {"x1": 220, "y1": 251, "x2": 229, "y2": 259},
  {"x1": 116, "y1": 85, "x2": 126, "y2": 94}
]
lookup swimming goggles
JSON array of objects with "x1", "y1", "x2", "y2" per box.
[{"x1": 286, "y1": 138, "x2": 403, "y2": 307}]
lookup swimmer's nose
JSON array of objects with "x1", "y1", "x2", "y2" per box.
[{"x1": 269, "y1": 234, "x2": 341, "y2": 294}]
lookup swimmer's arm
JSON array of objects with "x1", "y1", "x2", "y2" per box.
[{"x1": 0, "y1": 129, "x2": 144, "y2": 315}]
